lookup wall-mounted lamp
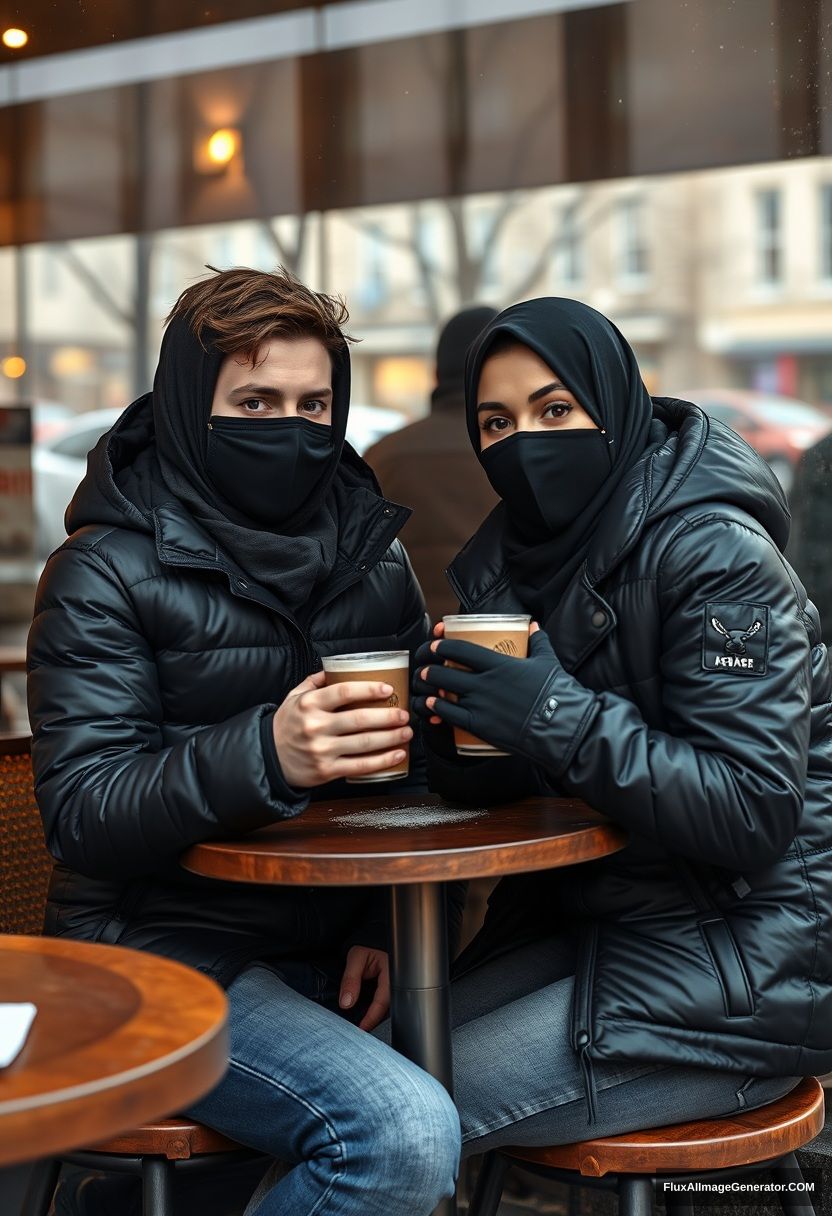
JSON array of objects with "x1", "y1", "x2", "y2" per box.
[
  {"x1": 2, "y1": 355, "x2": 26, "y2": 379},
  {"x1": 195, "y1": 127, "x2": 242, "y2": 174},
  {"x1": 2, "y1": 28, "x2": 28, "y2": 49}
]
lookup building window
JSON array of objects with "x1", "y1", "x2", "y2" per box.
[
  {"x1": 214, "y1": 228, "x2": 235, "y2": 268},
  {"x1": 820, "y1": 185, "x2": 832, "y2": 281},
  {"x1": 40, "y1": 248, "x2": 61, "y2": 296},
  {"x1": 357, "y1": 223, "x2": 389, "y2": 311},
  {"x1": 555, "y1": 201, "x2": 583, "y2": 285},
  {"x1": 616, "y1": 197, "x2": 648, "y2": 285},
  {"x1": 756, "y1": 188, "x2": 783, "y2": 287}
]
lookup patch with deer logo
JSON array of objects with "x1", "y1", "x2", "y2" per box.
[{"x1": 702, "y1": 602, "x2": 769, "y2": 676}]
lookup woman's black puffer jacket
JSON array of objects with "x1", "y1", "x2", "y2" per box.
[
  {"x1": 27, "y1": 399, "x2": 428, "y2": 986},
  {"x1": 433, "y1": 398, "x2": 832, "y2": 1083}
]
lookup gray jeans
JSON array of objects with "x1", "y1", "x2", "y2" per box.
[{"x1": 378, "y1": 935, "x2": 799, "y2": 1157}]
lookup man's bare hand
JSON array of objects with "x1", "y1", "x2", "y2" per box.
[
  {"x1": 339, "y1": 945, "x2": 391, "y2": 1031},
  {"x1": 273, "y1": 671, "x2": 412, "y2": 788}
]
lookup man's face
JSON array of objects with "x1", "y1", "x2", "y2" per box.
[{"x1": 210, "y1": 336, "x2": 333, "y2": 425}]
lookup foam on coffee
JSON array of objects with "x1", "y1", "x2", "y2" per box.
[{"x1": 321, "y1": 652, "x2": 409, "y2": 673}]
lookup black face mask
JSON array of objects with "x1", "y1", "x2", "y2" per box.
[
  {"x1": 206, "y1": 416, "x2": 334, "y2": 528},
  {"x1": 480, "y1": 429, "x2": 612, "y2": 539}
]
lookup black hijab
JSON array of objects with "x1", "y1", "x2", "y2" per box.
[
  {"x1": 137, "y1": 315, "x2": 353, "y2": 615},
  {"x1": 464, "y1": 298, "x2": 654, "y2": 618}
]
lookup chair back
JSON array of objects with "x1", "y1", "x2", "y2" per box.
[{"x1": 0, "y1": 734, "x2": 53, "y2": 934}]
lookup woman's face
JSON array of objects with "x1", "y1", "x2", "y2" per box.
[{"x1": 477, "y1": 343, "x2": 597, "y2": 450}]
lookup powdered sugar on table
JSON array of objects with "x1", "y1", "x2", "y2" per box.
[{"x1": 332, "y1": 806, "x2": 487, "y2": 831}]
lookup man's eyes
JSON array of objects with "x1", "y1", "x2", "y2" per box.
[{"x1": 237, "y1": 399, "x2": 328, "y2": 416}]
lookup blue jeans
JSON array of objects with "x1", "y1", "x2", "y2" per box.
[
  {"x1": 186, "y1": 961, "x2": 460, "y2": 1216},
  {"x1": 441, "y1": 937, "x2": 799, "y2": 1154}
]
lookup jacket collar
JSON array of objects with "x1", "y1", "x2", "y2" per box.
[{"x1": 151, "y1": 493, "x2": 410, "y2": 618}]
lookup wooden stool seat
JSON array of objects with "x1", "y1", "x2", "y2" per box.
[
  {"x1": 505, "y1": 1077, "x2": 825, "y2": 1177},
  {"x1": 87, "y1": 1119, "x2": 243, "y2": 1161}
]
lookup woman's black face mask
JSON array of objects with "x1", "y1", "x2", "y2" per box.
[
  {"x1": 206, "y1": 416, "x2": 334, "y2": 528},
  {"x1": 480, "y1": 428, "x2": 613, "y2": 539}
]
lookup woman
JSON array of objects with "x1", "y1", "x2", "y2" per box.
[
  {"x1": 28, "y1": 267, "x2": 460, "y2": 1216},
  {"x1": 414, "y1": 297, "x2": 832, "y2": 1152}
]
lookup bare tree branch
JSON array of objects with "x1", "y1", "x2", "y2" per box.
[
  {"x1": 505, "y1": 197, "x2": 615, "y2": 304},
  {"x1": 259, "y1": 215, "x2": 308, "y2": 273},
  {"x1": 55, "y1": 244, "x2": 135, "y2": 328},
  {"x1": 409, "y1": 204, "x2": 442, "y2": 324}
]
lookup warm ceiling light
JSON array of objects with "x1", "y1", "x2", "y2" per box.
[
  {"x1": 2, "y1": 355, "x2": 26, "y2": 379},
  {"x1": 2, "y1": 28, "x2": 29, "y2": 50},
  {"x1": 206, "y1": 128, "x2": 240, "y2": 167}
]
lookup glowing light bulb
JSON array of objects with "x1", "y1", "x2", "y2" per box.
[
  {"x1": 207, "y1": 128, "x2": 239, "y2": 166},
  {"x1": 2, "y1": 29, "x2": 29, "y2": 50},
  {"x1": 2, "y1": 355, "x2": 27, "y2": 379}
]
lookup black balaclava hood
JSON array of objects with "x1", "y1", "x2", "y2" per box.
[
  {"x1": 465, "y1": 297, "x2": 654, "y2": 619},
  {"x1": 432, "y1": 305, "x2": 498, "y2": 408},
  {"x1": 151, "y1": 314, "x2": 351, "y2": 614}
]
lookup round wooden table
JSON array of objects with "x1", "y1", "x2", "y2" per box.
[
  {"x1": 183, "y1": 793, "x2": 626, "y2": 1216},
  {"x1": 0, "y1": 936, "x2": 229, "y2": 1168}
]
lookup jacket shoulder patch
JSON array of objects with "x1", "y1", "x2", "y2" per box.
[{"x1": 702, "y1": 602, "x2": 769, "y2": 676}]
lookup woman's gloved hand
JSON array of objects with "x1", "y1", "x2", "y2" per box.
[
  {"x1": 414, "y1": 624, "x2": 562, "y2": 758},
  {"x1": 412, "y1": 632, "x2": 459, "y2": 759}
]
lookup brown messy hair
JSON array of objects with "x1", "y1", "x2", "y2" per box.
[{"x1": 166, "y1": 265, "x2": 354, "y2": 362}]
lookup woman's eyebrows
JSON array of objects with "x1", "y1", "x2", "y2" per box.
[{"x1": 528, "y1": 381, "x2": 566, "y2": 402}]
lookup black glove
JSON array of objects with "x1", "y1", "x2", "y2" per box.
[
  {"x1": 415, "y1": 628, "x2": 564, "y2": 759},
  {"x1": 412, "y1": 636, "x2": 458, "y2": 760}
]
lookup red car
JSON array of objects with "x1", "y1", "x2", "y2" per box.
[{"x1": 685, "y1": 390, "x2": 832, "y2": 495}]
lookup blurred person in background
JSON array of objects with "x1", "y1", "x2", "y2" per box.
[
  {"x1": 364, "y1": 305, "x2": 498, "y2": 623},
  {"x1": 787, "y1": 433, "x2": 832, "y2": 648},
  {"x1": 28, "y1": 267, "x2": 460, "y2": 1216}
]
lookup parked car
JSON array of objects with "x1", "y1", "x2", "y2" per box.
[
  {"x1": 687, "y1": 390, "x2": 832, "y2": 494},
  {"x1": 33, "y1": 409, "x2": 122, "y2": 556},
  {"x1": 33, "y1": 402, "x2": 405, "y2": 557},
  {"x1": 31, "y1": 401, "x2": 75, "y2": 444}
]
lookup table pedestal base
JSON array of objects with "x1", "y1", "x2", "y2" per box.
[{"x1": 390, "y1": 882, "x2": 456, "y2": 1216}]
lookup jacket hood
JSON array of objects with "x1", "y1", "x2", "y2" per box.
[
  {"x1": 450, "y1": 396, "x2": 790, "y2": 605},
  {"x1": 626, "y1": 396, "x2": 790, "y2": 556},
  {"x1": 66, "y1": 396, "x2": 159, "y2": 537}
]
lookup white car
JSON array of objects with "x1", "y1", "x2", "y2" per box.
[
  {"x1": 34, "y1": 409, "x2": 122, "y2": 557},
  {"x1": 33, "y1": 403, "x2": 405, "y2": 557}
]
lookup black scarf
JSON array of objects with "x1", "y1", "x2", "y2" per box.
[
  {"x1": 126, "y1": 316, "x2": 354, "y2": 616},
  {"x1": 464, "y1": 297, "x2": 654, "y2": 619}
]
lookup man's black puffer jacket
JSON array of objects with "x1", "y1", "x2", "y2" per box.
[
  {"x1": 27, "y1": 399, "x2": 428, "y2": 986},
  {"x1": 433, "y1": 398, "x2": 832, "y2": 1083}
]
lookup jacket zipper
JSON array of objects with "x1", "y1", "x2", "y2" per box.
[
  {"x1": 572, "y1": 921, "x2": 599, "y2": 1124},
  {"x1": 674, "y1": 856, "x2": 717, "y2": 914}
]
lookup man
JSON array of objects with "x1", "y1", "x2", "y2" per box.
[
  {"x1": 365, "y1": 306, "x2": 498, "y2": 623},
  {"x1": 28, "y1": 267, "x2": 460, "y2": 1216}
]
